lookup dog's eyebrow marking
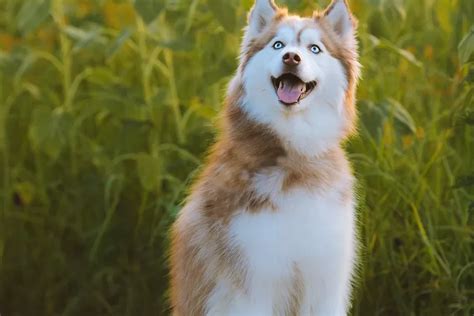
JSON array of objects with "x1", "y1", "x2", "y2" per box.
[{"x1": 296, "y1": 27, "x2": 306, "y2": 44}]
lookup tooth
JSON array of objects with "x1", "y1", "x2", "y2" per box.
[{"x1": 279, "y1": 81, "x2": 284, "y2": 89}]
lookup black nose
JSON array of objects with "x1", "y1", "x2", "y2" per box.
[{"x1": 283, "y1": 52, "x2": 301, "y2": 66}]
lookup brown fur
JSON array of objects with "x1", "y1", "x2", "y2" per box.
[
  {"x1": 170, "y1": 1, "x2": 359, "y2": 314},
  {"x1": 170, "y1": 85, "x2": 353, "y2": 315},
  {"x1": 241, "y1": 8, "x2": 288, "y2": 72},
  {"x1": 286, "y1": 264, "x2": 305, "y2": 315},
  {"x1": 170, "y1": 215, "x2": 214, "y2": 316},
  {"x1": 316, "y1": 4, "x2": 360, "y2": 136}
]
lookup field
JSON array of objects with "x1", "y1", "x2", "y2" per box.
[{"x1": 0, "y1": 0, "x2": 473, "y2": 315}]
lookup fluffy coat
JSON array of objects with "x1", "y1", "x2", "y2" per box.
[{"x1": 170, "y1": 0, "x2": 361, "y2": 315}]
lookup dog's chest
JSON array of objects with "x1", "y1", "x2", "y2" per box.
[{"x1": 228, "y1": 182, "x2": 354, "y2": 281}]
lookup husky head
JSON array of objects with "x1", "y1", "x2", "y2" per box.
[{"x1": 230, "y1": 0, "x2": 360, "y2": 156}]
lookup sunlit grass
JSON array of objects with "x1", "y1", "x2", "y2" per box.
[{"x1": 0, "y1": 0, "x2": 473, "y2": 315}]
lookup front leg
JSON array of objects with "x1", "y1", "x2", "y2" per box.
[
  {"x1": 299, "y1": 227, "x2": 356, "y2": 315},
  {"x1": 299, "y1": 250, "x2": 355, "y2": 316},
  {"x1": 299, "y1": 281, "x2": 350, "y2": 316}
]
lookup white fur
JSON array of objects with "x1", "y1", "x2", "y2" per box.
[
  {"x1": 205, "y1": 169, "x2": 356, "y2": 315},
  {"x1": 325, "y1": 0, "x2": 355, "y2": 46},
  {"x1": 242, "y1": 0, "x2": 277, "y2": 50},
  {"x1": 240, "y1": 17, "x2": 350, "y2": 157},
  {"x1": 201, "y1": 2, "x2": 359, "y2": 315}
]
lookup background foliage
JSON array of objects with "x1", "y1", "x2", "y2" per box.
[{"x1": 0, "y1": 0, "x2": 473, "y2": 315}]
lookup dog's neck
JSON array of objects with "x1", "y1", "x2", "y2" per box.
[
  {"x1": 226, "y1": 80, "x2": 341, "y2": 158},
  {"x1": 222, "y1": 101, "x2": 285, "y2": 170},
  {"x1": 218, "y1": 84, "x2": 340, "y2": 173}
]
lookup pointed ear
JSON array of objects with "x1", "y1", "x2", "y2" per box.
[
  {"x1": 243, "y1": 0, "x2": 278, "y2": 45},
  {"x1": 323, "y1": 0, "x2": 357, "y2": 40}
]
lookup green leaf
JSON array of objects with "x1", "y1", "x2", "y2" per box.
[
  {"x1": 463, "y1": 110, "x2": 474, "y2": 126},
  {"x1": 136, "y1": 153, "x2": 160, "y2": 191},
  {"x1": 458, "y1": 26, "x2": 474, "y2": 64},
  {"x1": 63, "y1": 26, "x2": 107, "y2": 52},
  {"x1": 376, "y1": 37, "x2": 423, "y2": 68},
  {"x1": 454, "y1": 173, "x2": 474, "y2": 188},
  {"x1": 207, "y1": 0, "x2": 238, "y2": 32},
  {"x1": 86, "y1": 67, "x2": 120, "y2": 85},
  {"x1": 17, "y1": 0, "x2": 51, "y2": 34},
  {"x1": 106, "y1": 28, "x2": 133, "y2": 57},
  {"x1": 134, "y1": 0, "x2": 165, "y2": 24},
  {"x1": 13, "y1": 182, "x2": 35, "y2": 206},
  {"x1": 29, "y1": 107, "x2": 72, "y2": 160},
  {"x1": 386, "y1": 98, "x2": 417, "y2": 134},
  {"x1": 436, "y1": 0, "x2": 452, "y2": 33},
  {"x1": 158, "y1": 35, "x2": 195, "y2": 51}
]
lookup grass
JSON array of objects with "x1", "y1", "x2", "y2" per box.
[{"x1": 0, "y1": 0, "x2": 473, "y2": 315}]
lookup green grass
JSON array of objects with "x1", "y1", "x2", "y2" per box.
[{"x1": 0, "y1": 0, "x2": 473, "y2": 315}]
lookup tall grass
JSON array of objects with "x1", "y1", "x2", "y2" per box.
[{"x1": 0, "y1": 0, "x2": 473, "y2": 315}]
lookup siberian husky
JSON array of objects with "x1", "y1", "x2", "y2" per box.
[{"x1": 170, "y1": 0, "x2": 361, "y2": 315}]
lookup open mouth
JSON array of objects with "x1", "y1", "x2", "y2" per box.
[{"x1": 271, "y1": 74, "x2": 317, "y2": 106}]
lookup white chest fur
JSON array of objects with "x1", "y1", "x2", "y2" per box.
[{"x1": 206, "y1": 172, "x2": 357, "y2": 316}]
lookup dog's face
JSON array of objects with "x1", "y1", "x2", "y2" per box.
[{"x1": 232, "y1": 0, "x2": 360, "y2": 156}]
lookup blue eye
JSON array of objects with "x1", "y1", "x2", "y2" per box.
[
  {"x1": 273, "y1": 41, "x2": 285, "y2": 50},
  {"x1": 310, "y1": 44, "x2": 322, "y2": 54}
]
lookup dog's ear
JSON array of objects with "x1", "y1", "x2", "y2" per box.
[
  {"x1": 243, "y1": 0, "x2": 278, "y2": 44},
  {"x1": 323, "y1": 0, "x2": 357, "y2": 41}
]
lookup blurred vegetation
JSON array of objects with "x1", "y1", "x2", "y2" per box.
[{"x1": 0, "y1": 0, "x2": 473, "y2": 315}]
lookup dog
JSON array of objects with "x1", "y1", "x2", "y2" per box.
[{"x1": 170, "y1": 0, "x2": 361, "y2": 314}]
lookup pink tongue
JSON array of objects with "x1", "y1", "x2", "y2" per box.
[{"x1": 277, "y1": 82, "x2": 304, "y2": 104}]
